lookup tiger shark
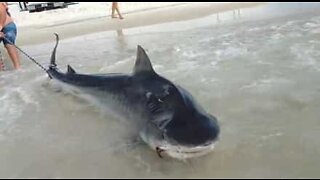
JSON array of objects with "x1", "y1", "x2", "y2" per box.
[{"x1": 46, "y1": 34, "x2": 220, "y2": 160}]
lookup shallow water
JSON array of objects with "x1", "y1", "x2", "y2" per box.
[{"x1": 1, "y1": 3, "x2": 320, "y2": 178}]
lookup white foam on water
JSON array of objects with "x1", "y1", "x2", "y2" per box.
[
  {"x1": 99, "y1": 57, "x2": 133, "y2": 72},
  {"x1": 311, "y1": 28, "x2": 320, "y2": 34},
  {"x1": 0, "y1": 90, "x2": 22, "y2": 133},
  {"x1": 303, "y1": 22, "x2": 320, "y2": 28},
  {"x1": 290, "y1": 43, "x2": 320, "y2": 71},
  {"x1": 240, "y1": 78, "x2": 294, "y2": 93}
]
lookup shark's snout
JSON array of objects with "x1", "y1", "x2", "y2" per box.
[
  {"x1": 164, "y1": 113, "x2": 220, "y2": 147},
  {"x1": 144, "y1": 113, "x2": 220, "y2": 160}
]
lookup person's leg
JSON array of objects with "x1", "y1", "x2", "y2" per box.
[
  {"x1": 115, "y1": 3, "x2": 123, "y2": 19},
  {"x1": 111, "y1": 2, "x2": 117, "y2": 18},
  {"x1": 3, "y1": 23, "x2": 20, "y2": 70},
  {"x1": 116, "y1": 8, "x2": 123, "y2": 19},
  {"x1": 5, "y1": 44, "x2": 20, "y2": 69}
]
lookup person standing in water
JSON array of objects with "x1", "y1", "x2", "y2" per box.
[
  {"x1": 111, "y1": 2, "x2": 124, "y2": 20},
  {"x1": 0, "y1": 2, "x2": 20, "y2": 70}
]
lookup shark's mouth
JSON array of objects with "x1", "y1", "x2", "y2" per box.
[
  {"x1": 140, "y1": 131, "x2": 217, "y2": 160},
  {"x1": 157, "y1": 142, "x2": 216, "y2": 160}
]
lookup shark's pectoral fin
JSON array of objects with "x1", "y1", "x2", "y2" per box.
[{"x1": 67, "y1": 65, "x2": 76, "y2": 74}]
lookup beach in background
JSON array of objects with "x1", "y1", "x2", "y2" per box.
[{"x1": 8, "y1": 2, "x2": 263, "y2": 45}]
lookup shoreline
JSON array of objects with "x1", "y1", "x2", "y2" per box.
[{"x1": 15, "y1": 3, "x2": 264, "y2": 46}]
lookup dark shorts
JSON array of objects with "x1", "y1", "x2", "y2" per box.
[{"x1": 1, "y1": 22, "x2": 17, "y2": 45}]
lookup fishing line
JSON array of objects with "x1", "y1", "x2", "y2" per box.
[{"x1": 2, "y1": 36, "x2": 48, "y2": 72}]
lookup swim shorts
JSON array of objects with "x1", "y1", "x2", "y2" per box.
[{"x1": 1, "y1": 22, "x2": 17, "y2": 45}]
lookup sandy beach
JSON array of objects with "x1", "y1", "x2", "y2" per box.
[
  {"x1": 9, "y1": 2, "x2": 264, "y2": 46},
  {"x1": 2, "y1": 2, "x2": 320, "y2": 178}
]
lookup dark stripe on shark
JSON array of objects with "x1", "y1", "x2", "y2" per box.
[{"x1": 48, "y1": 68, "x2": 131, "y2": 88}]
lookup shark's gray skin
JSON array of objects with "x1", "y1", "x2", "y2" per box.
[{"x1": 46, "y1": 34, "x2": 220, "y2": 160}]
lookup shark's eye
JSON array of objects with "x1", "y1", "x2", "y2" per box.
[
  {"x1": 158, "y1": 93, "x2": 170, "y2": 103},
  {"x1": 146, "y1": 92, "x2": 165, "y2": 113},
  {"x1": 146, "y1": 92, "x2": 165, "y2": 103}
]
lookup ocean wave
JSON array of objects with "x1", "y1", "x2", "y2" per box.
[{"x1": 290, "y1": 43, "x2": 320, "y2": 71}]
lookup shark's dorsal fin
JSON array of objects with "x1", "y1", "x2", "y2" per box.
[
  {"x1": 133, "y1": 45, "x2": 156, "y2": 75},
  {"x1": 67, "y1": 65, "x2": 76, "y2": 74}
]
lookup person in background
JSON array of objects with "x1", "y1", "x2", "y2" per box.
[
  {"x1": 111, "y1": 2, "x2": 123, "y2": 20},
  {"x1": 18, "y1": 2, "x2": 28, "y2": 11},
  {"x1": 0, "y1": 2, "x2": 20, "y2": 70}
]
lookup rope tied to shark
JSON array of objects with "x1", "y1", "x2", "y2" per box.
[{"x1": 2, "y1": 34, "x2": 58, "y2": 74}]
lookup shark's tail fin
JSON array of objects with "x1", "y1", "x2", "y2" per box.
[{"x1": 49, "y1": 33, "x2": 59, "y2": 68}]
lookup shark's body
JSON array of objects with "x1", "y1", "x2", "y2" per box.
[{"x1": 46, "y1": 34, "x2": 220, "y2": 160}]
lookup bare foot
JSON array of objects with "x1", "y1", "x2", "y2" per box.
[{"x1": 119, "y1": 16, "x2": 124, "y2": 20}]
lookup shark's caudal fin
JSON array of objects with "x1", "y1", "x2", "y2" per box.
[
  {"x1": 133, "y1": 45, "x2": 156, "y2": 76},
  {"x1": 49, "y1": 33, "x2": 60, "y2": 68}
]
